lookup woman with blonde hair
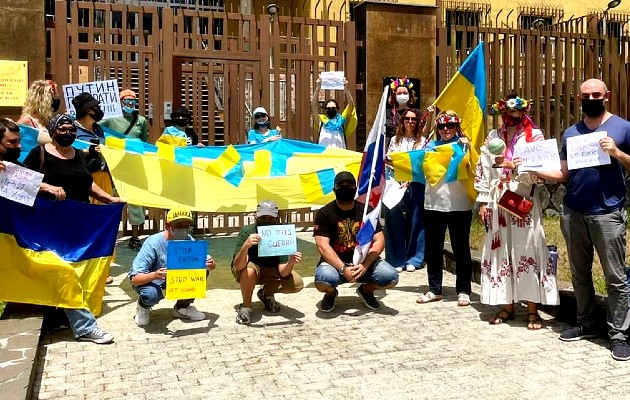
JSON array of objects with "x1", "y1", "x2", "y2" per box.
[
  {"x1": 417, "y1": 110, "x2": 474, "y2": 306},
  {"x1": 18, "y1": 80, "x2": 60, "y2": 144}
]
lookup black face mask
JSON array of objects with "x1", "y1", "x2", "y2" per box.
[
  {"x1": 1, "y1": 147, "x2": 21, "y2": 163},
  {"x1": 51, "y1": 98, "x2": 61, "y2": 112},
  {"x1": 54, "y1": 133, "x2": 76, "y2": 147},
  {"x1": 334, "y1": 186, "x2": 356, "y2": 203},
  {"x1": 326, "y1": 109, "x2": 338, "y2": 119},
  {"x1": 91, "y1": 108, "x2": 105, "y2": 122},
  {"x1": 581, "y1": 99, "x2": 606, "y2": 118},
  {"x1": 174, "y1": 118, "x2": 189, "y2": 128}
]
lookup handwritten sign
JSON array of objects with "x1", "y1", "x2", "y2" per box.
[
  {"x1": 513, "y1": 139, "x2": 561, "y2": 173},
  {"x1": 0, "y1": 162, "x2": 43, "y2": 207},
  {"x1": 566, "y1": 131, "x2": 611, "y2": 170},
  {"x1": 320, "y1": 71, "x2": 345, "y2": 90},
  {"x1": 165, "y1": 240, "x2": 208, "y2": 300},
  {"x1": 0, "y1": 60, "x2": 28, "y2": 107},
  {"x1": 62, "y1": 79, "x2": 122, "y2": 120},
  {"x1": 257, "y1": 224, "x2": 297, "y2": 257}
]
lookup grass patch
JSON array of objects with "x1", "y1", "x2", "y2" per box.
[{"x1": 114, "y1": 236, "x2": 320, "y2": 290}]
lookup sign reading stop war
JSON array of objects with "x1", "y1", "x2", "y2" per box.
[
  {"x1": 257, "y1": 224, "x2": 297, "y2": 257},
  {"x1": 165, "y1": 240, "x2": 208, "y2": 300},
  {"x1": 566, "y1": 131, "x2": 611, "y2": 170}
]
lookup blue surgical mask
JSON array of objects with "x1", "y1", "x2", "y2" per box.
[{"x1": 122, "y1": 106, "x2": 135, "y2": 114}]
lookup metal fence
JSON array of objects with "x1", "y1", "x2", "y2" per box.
[{"x1": 436, "y1": 22, "x2": 630, "y2": 140}]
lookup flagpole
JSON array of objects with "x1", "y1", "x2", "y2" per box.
[{"x1": 360, "y1": 86, "x2": 388, "y2": 221}]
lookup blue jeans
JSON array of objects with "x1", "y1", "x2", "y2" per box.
[
  {"x1": 314, "y1": 258, "x2": 399, "y2": 289},
  {"x1": 384, "y1": 200, "x2": 409, "y2": 268},
  {"x1": 64, "y1": 308, "x2": 97, "y2": 338},
  {"x1": 133, "y1": 282, "x2": 195, "y2": 310},
  {"x1": 405, "y1": 182, "x2": 426, "y2": 267}
]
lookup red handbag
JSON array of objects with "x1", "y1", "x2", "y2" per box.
[{"x1": 497, "y1": 186, "x2": 535, "y2": 219}]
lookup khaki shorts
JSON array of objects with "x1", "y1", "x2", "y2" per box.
[{"x1": 232, "y1": 263, "x2": 303, "y2": 294}]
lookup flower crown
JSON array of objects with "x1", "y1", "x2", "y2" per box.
[
  {"x1": 435, "y1": 115, "x2": 461, "y2": 125},
  {"x1": 491, "y1": 96, "x2": 531, "y2": 113},
  {"x1": 390, "y1": 76, "x2": 413, "y2": 91}
]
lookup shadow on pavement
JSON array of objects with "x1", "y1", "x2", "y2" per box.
[
  {"x1": 314, "y1": 295, "x2": 399, "y2": 319},
  {"x1": 138, "y1": 309, "x2": 219, "y2": 336}
]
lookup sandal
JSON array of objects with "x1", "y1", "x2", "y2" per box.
[
  {"x1": 416, "y1": 291, "x2": 443, "y2": 304},
  {"x1": 457, "y1": 293, "x2": 471, "y2": 306},
  {"x1": 489, "y1": 308, "x2": 515, "y2": 324},
  {"x1": 527, "y1": 312, "x2": 544, "y2": 330}
]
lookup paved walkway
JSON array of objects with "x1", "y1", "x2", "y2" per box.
[{"x1": 31, "y1": 237, "x2": 630, "y2": 400}]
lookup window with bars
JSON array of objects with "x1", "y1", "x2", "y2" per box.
[{"x1": 445, "y1": 9, "x2": 480, "y2": 50}]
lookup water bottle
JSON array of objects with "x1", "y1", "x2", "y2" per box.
[{"x1": 547, "y1": 245, "x2": 558, "y2": 275}]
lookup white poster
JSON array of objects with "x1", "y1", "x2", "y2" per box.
[
  {"x1": 62, "y1": 79, "x2": 122, "y2": 120},
  {"x1": 566, "y1": 131, "x2": 611, "y2": 170},
  {"x1": 0, "y1": 162, "x2": 44, "y2": 207},
  {"x1": 513, "y1": 139, "x2": 561, "y2": 173},
  {"x1": 320, "y1": 71, "x2": 345, "y2": 90}
]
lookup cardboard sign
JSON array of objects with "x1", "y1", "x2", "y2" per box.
[
  {"x1": 0, "y1": 162, "x2": 43, "y2": 207},
  {"x1": 566, "y1": 131, "x2": 611, "y2": 170},
  {"x1": 320, "y1": 71, "x2": 345, "y2": 90},
  {"x1": 165, "y1": 240, "x2": 208, "y2": 300},
  {"x1": 62, "y1": 80, "x2": 123, "y2": 120},
  {"x1": 0, "y1": 60, "x2": 28, "y2": 107},
  {"x1": 513, "y1": 139, "x2": 561, "y2": 173},
  {"x1": 257, "y1": 224, "x2": 297, "y2": 257}
]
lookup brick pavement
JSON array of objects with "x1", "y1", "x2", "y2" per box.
[{"x1": 31, "y1": 237, "x2": 630, "y2": 400}]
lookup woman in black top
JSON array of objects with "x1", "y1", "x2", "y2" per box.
[{"x1": 24, "y1": 114, "x2": 120, "y2": 204}]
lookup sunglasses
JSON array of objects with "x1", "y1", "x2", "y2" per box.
[
  {"x1": 403, "y1": 117, "x2": 418, "y2": 123},
  {"x1": 437, "y1": 123, "x2": 457, "y2": 130},
  {"x1": 122, "y1": 99, "x2": 138, "y2": 105},
  {"x1": 56, "y1": 126, "x2": 77, "y2": 134},
  {"x1": 254, "y1": 113, "x2": 267, "y2": 119}
]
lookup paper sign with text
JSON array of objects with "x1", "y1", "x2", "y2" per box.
[
  {"x1": 62, "y1": 80, "x2": 122, "y2": 120},
  {"x1": 513, "y1": 139, "x2": 561, "y2": 173},
  {"x1": 566, "y1": 131, "x2": 611, "y2": 170},
  {"x1": 257, "y1": 224, "x2": 297, "y2": 257},
  {"x1": 165, "y1": 240, "x2": 208, "y2": 300},
  {"x1": 320, "y1": 71, "x2": 345, "y2": 90},
  {"x1": 0, "y1": 162, "x2": 44, "y2": 207},
  {"x1": 0, "y1": 60, "x2": 28, "y2": 107}
]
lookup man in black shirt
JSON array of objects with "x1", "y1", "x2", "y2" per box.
[
  {"x1": 231, "y1": 200, "x2": 303, "y2": 325},
  {"x1": 314, "y1": 171, "x2": 398, "y2": 312}
]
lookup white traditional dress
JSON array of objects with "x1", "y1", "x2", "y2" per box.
[{"x1": 474, "y1": 127, "x2": 559, "y2": 306}]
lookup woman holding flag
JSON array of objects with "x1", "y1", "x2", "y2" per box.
[
  {"x1": 474, "y1": 95, "x2": 559, "y2": 329},
  {"x1": 417, "y1": 110, "x2": 474, "y2": 306}
]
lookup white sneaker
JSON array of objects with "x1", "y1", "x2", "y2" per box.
[
  {"x1": 405, "y1": 264, "x2": 416, "y2": 272},
  {"x1": 172, "y1": 304, "x2": 205, "y2": 321},
  {"x1": 134, "y1": 302, "x2": 151, "y2": 326},
  {"x1": 395, "y1": 266, "x2": 403, "y2": 273}
]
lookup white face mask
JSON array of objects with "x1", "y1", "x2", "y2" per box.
[
  {"x1": 171, "y1": 228, "x2": 189, "y2": 240},
  {"x1": 396, "y1": 94, "x2": 409, "y2": 106}
]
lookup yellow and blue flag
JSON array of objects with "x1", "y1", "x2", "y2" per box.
[
  {"x1": 0, "y1": 198, "x2": 123, "y2": 315},
  {"x1": 390, "y1": 142, "x2": 470, "y2": 186}
]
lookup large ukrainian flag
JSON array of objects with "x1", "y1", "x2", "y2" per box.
[{"x1": 0, "y1": 198, "x2": 123, "y2": 316}]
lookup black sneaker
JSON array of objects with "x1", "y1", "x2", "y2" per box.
[
  {"x1": 356, "y1": 284, "x2": 381, "y2": 310},
  {"x1": 257, "y1": 287, "x2": 280, "y2": 312},
  {"x1": 612, "y1": 339, "x2": 630, "y2": 361},
  {"x1": 319, "y1": 289, "x2": 338, "y2": 312},
  {"x1": 559, "y1": 325, "x2": 598, "y2": 342}
]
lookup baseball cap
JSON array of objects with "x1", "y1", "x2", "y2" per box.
[
  {"x1": 253, "y1": 107, "x2": 268, "y2": 116},
  {"x1": 166, "y1": 207, "x2": 194, "y2": 224},
  {"x1": 72, "y1": 92, "x2": 100, "y2": 114},
  {"x1": 256, "y1": 200, "x2": 279, "y2": 218},
  {"x1": 119, "y1": 89, "x2": 137, "y2": 99},
  {"x1": 334, "y1": 171, "x2": 356, "y2": 187},
  {"x1": 171, "y1": 106, "x2": 191, "y2": 119}
]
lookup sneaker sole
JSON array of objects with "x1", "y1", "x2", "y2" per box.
[
  {"x1": 318, "y1": 304, "x2": 335, "y2": 313},
  {"x1": 559, "y1": 334, "x2": 598, "y2": 342},
  {"x1": 77, "y1": 336, "x2": 113, "y2": 344},
  {"x1": 612, "y1": 352, "x2": 630, "y2": 361},
  {"x1": 172, "y1": 310, "x2": 205, "y2": 321}
]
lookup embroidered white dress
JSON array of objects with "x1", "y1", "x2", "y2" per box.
[{"x1": 474, "y1": 128, "x2": 559, "y2": 306}]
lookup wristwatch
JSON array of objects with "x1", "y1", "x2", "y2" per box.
[{"x1": 338, "y1": 264, "x2": 346, "y2": 275}]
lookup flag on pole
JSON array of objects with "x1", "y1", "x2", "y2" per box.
[{"x1": 353, "y1": 86, "x2": 389, "y2": 264}]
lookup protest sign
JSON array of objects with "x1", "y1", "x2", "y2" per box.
[
  {"x1": 257, "y1": 224, "x2": 297, "y2": 257},
  {"x1": 566, "y1": 131, "x2": 611, "y2": 170},
  {"x1": 0, "y1": 60, "x2": 28, "y2": 107},
  {"x1": 0, "y1": 162, "x2": 43, "y2": 207},
  {"x1": 513, "y1": 139, "x2": 561, "y2": 173},
  {"x1": 62, "y1": 80, "x2": 122, "y2": 120},
  {"x1": 165, "y1": 240, "x2": 208, "y2": 300},
  {"x1": 320, "y1": 71, "x2": 345, "y2": 90}
]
